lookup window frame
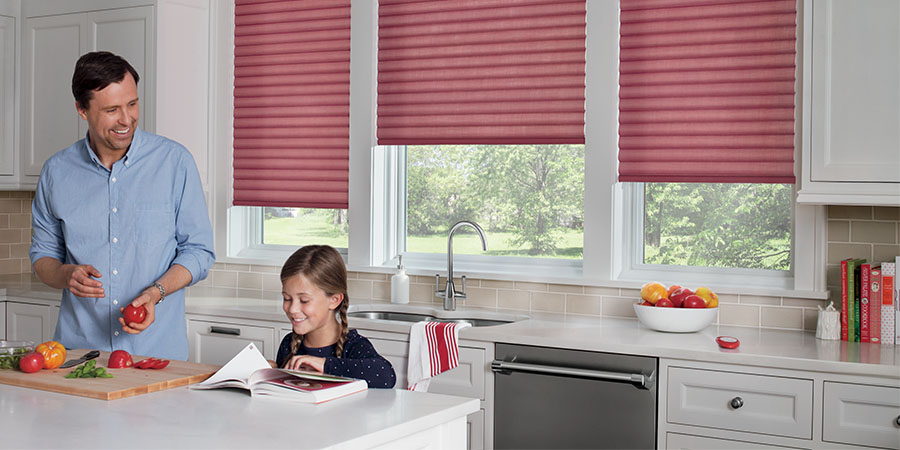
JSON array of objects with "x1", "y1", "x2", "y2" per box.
[{"x1": 212, "y1": 0, "x2": 828, "y2": 297}]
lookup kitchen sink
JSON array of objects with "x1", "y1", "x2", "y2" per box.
[{"x1": 348, "y1": 306, "x2": 526, "y2": 327}]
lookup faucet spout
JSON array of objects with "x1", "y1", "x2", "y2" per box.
[{"x1": 437, "y1": 220, "x2": 488, "y2": 311}]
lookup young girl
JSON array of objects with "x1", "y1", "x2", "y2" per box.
[{"x1": 276, "y1": 245, "x2": 396, "y2": 388}]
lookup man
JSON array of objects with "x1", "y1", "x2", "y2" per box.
[{"x1": 29, "y1": 51, "x2": 214, "y2": 360}]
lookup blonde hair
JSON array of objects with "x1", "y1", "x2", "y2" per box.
[{"x1": 281, "y1": 245, "x2": 349, "y2": 358}]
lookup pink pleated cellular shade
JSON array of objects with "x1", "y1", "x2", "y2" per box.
[
  {"x1": 377, "y1": 0, "x2": 587, "y2": 145},
  {"x1": 233, "y1": 0, "x2": 350, "y2": 208},
  {"x1": 618, "y1": 0, "x2": 797, "y2": 184}
]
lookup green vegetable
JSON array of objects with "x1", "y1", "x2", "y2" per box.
[
  {"x1": 0, "y1": 347, "x2": 31, "y2": 369},
  {"x1": 65, "y1": 359, "x2": 113, "y2": 379}
]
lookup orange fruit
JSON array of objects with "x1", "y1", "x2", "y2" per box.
[
  {"x1": 667, "y1": 285, "x2": 683, "y2": 297},
  {"x1": 640, "y1": 282, "x2": 668, "y2": 305}
]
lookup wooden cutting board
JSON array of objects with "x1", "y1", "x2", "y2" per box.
[{"x1": 0, "y1": 349, "x2": 220, "y2": 400}]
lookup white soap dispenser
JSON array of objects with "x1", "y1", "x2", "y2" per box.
[{"x1": 390, "y1": 255, "x2": 409, "y2": 304}]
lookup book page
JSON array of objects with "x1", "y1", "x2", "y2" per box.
[
  {"x1": 191, "y1": 343, "x2": 271, "y2": 389},
  {"x1": 250, "y1": 369, "x2": 354, "y2": 392}
]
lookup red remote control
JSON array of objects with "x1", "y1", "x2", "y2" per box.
[{"x1": 716, "y1": 336, "x2": 740, "y2": 349}]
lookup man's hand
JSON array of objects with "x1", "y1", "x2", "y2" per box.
[
  {"x1": 118, "y1": 287, "x2": 158, "y2": 334},
  {"x1": 63, "y1": 264, "x2": 104, "y2": 298}
]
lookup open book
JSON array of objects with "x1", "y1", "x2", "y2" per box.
[{"x1": 190, "y1": 343, "x2": 367, "y2": 404}]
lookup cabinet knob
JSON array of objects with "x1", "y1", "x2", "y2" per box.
[
  {"x1": 730, "y1": 397, "x2": 743, "y2": 409},
  {"x1": 895, "y1": 415, "x2": 899, "y2": 427}
]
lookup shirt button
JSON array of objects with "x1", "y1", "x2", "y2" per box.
[
  {"x1": 111, "y1": 177, "x2": 117, "y2": 183},
  {"x1": 112, "y1": 207, "x2": 118, "y2": 213},
  {"x1": 112, "y1": 237, "x2": 118, "y2": 244},
  {"x1": 113, "y1": 299, "x2": 118, "y2": 305},
  {"x1": 113, "y1": 269, "x2": 118, "y2": 275},
  {"x1": 114, "y1": 331, "x2": 119, "y2": 336}
]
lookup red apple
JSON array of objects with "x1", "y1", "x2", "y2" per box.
[
  {"x1": 670, "y1": 287, "x2": 693, "y2": 307},
  {"x1": 667, "y1": 285, "x2": 682, "y2": 297},
  {"x1": 656, "y1": 298, "x2": 674, "y2": 307},
  {"x1": 682, "y1": 295, "x2": 706, "y2": 309}
]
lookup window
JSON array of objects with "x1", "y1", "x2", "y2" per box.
[
  {"x1": 404, "y1": 145, "x2": 584, "y2": 259},
  {"x1": 641, "y1": 183, "x2": 792, "y2": 271},
  {"x1": 262, "y1": 207, "x2": 348, "y2": 248}
]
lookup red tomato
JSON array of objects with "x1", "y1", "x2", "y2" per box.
[
  {"x1": 151, "y1": 359, "x2": 170, "y2": 369},
  {"x1": 683, "y1": 295, "x2": 707, "y2": 309},
  {"x1": 134, "y1": 358, "x2": 170, "y2": 370},
  {"x1": 19, "y1": 352, "x2": 44, "y2": 373},
  {"x1": 108, "y1": 350, "x2": 133, "y2": 368},
  {"x1": 122, "y1": 304, "x2": 147, "y2": 324}
]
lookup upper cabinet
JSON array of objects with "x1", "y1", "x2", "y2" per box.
[
  {"x1": 6, "y1": 0, "x2": 210, "y2": 195},
  {"x1": 798, "y1": 0, "x2": 900, "y2": 205},
  {"x1": 0, "y1": 11, "x2": 15, "y2": 180}
]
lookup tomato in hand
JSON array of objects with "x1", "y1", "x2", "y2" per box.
[
  {"x1": 122, "y1": 304, "x2": 147, "y2": 325},
  {"x1": 19, "y1": 352, "x2": 44, "y2": 373},
  {"x1": 108, "y1": 350, "x2": 133, "y2": 368},
  {"x1": 35, "y1": 341, "x2": 66, "y2": 369}
]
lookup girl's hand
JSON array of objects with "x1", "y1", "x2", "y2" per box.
[{"x1": 284, "y1": 355, "x2": 326, "y2": 373}]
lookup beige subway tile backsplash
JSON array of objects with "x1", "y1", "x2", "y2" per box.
[{"x1": 851, "y1": 221, "x2": 897, "y2": 244}]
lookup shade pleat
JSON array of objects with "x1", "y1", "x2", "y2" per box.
[
  {"x1": 618, "y1": 0, "x2": 796, "y2": 184},
  {"x1": 377, "y1": 0, "x2": 585, "y2": 145},
  {"x1": 233, "y1": 0, "x2": 350, "y2": 208}
]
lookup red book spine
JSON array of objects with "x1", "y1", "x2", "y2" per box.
[
  {"x1": 841, "y1": 259, "x2": 849, "y2": 341},
  {"x1": 870, "y1": 268, "x2": 882, "y2": 344},
  {"x1": 861, "y1": 263, "x2": 870, "y2": 343}
]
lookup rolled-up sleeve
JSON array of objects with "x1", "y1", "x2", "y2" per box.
[
  {"x1": 172, "y1": 152, "x2": 214, "y2": 285},
  {"x1": 30, "y1": 162, "x2": 66, "y2": 265}
]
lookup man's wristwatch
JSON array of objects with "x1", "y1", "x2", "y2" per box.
[{"x1": 152, "y1": 282, "x2": 167, "y2": 304}]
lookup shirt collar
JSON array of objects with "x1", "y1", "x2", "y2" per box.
[{"x1": 80, "y1": 127, "x2": 146, "y2": 168}]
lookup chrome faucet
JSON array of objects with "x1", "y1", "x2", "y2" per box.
[{"x1": 435, "y1": 220, "x2": 488, "y2": 311}]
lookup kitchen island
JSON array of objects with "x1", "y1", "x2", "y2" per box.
[{"x1": 1, "y1": 383, "x2": 478, "y2": 449}]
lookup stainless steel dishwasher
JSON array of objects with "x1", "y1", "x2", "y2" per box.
[{"x1": 492, "y1": 343, "x2": 658, "y2": 449}]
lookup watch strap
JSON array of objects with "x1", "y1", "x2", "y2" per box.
[{"x1": 152, "y1": 282, "x2": 167, "y2": 303}]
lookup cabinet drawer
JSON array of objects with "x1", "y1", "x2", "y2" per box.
[
  {"x1": 666, "y1": 432, "x2": 807, "y2": 450},
  {"x1": 667, "y1": 367, "x2": 813, "y2": 439},
  {"x1": 823, "y1": 382, "x2": 900, "y2": 449},
  {"x1": 187, "y1": 319, "x2": 274, "y2": 365}
]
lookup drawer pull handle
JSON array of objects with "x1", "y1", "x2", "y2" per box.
[
  {"x1": 730, "y1": 397, "x2": 743, "y2": 409},
  {"x1": 209, "y1": 326, "x2": 241, "y2": 336}
]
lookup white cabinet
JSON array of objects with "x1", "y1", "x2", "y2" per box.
[
  {"x1": 659, "y1": 358, "x2": 900, "y2": 450},
  {"x1": 0, "y1": 11, "x2": 15, "y2": 182},
  {"x1": 359, "y1": 327, "x2": 493, "y2": 450},
  {"x1": 15, "y1": 0, "x2": 211, "y2": 194},
  {"x1": 0, "y1": 301, "x2": 5, "y2": 339},
  {"x1": 5, "y1": 301, "x2": 58, "y2": 343},
  {"x1": 822, "y1": 382, "x2": 900, "y2": 449},
  {"x1": 21, "y1": 5, "x2": 153, "y2": 185},
  {"x1": 798, "y1": 0, "x2": 900, "y2": 205},
  {"x1": 186, "y1": 315, "x2": 276, "y2": 365}
]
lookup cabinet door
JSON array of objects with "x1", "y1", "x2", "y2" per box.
[
  {"x1": 187, "y1": 319, "x2": 274, "y2": 365},
  {"x1": 823, "y1": 381, "x2": 900, "y2": 449},
  {"x1": 0, "y1": 14, "x2": 14, "y2": 177},
  {"x1": 6, "y1": 302, "x2": 56, "y2": 343},
  {"x1": 22, "y1": 13, "x2": 88, "y2": 178},
  {"x1": 810, "y1": 0, "x2": 900, "y2": 183},
  {"x1": 88, "y1": 6, "x2": 154, "y2": 133},
  {"x1": 366, "y1": 335, "x2": 410, "y2": 389},
  {"x1": 666, "y1": 432, "x2": 807, "y2": 450},
  {"x1": 0, "y1": 302, "x2": 6, "y2": 340}
]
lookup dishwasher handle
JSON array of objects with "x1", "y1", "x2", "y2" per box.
[{"x1": 491, "y1": 360, "x2": 654, "y2": 390}]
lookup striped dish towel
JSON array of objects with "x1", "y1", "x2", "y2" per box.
[{"x1": 407, "y1": 321, "x2": 471, "y2": 392}]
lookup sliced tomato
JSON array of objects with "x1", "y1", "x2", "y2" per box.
[
  {"x1": 151, "y1": 359, "x2": 170, "y2": 369},
  {"x1": 134, "y1": 358, "x2": 170, "y2": 370}
]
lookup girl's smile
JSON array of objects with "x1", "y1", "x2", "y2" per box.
[{"x1": 282, "y1": 273, "x2": 342, "y2": 347}]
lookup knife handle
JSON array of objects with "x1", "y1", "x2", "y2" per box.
[{"x1": 83, "y1": 350, "x2": 100, "y2": 360}]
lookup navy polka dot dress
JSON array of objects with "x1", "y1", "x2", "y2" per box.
[{"x1": 276, "y1": 329, "x2": 396, "y2": 389}]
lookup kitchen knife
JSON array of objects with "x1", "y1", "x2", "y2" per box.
[{"x1": 60, "y1": 350, "x2": 101, "y2": 368}]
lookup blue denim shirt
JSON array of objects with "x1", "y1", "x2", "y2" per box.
[{"x1": 30, "y1": 128, "x2": 214, "y2": 360}]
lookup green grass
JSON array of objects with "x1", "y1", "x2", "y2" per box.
[
  {"x1": 408, "y1": 229, "x2": 583, "y2": 259},
  {"x1": 264, "y1": 211, "x2": 583, "y2": 259}
]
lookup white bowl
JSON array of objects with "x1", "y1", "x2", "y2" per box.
[{"x1": 633, "y1": 302, "x2": 717, "y2": 333}]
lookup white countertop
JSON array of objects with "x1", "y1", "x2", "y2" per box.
[
  {"x1": 1, "y1": 383, "x2": 478, "y2": 449},
  {"x1": 4, "y1": 275, "x2": 898, "y2": 379}
]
